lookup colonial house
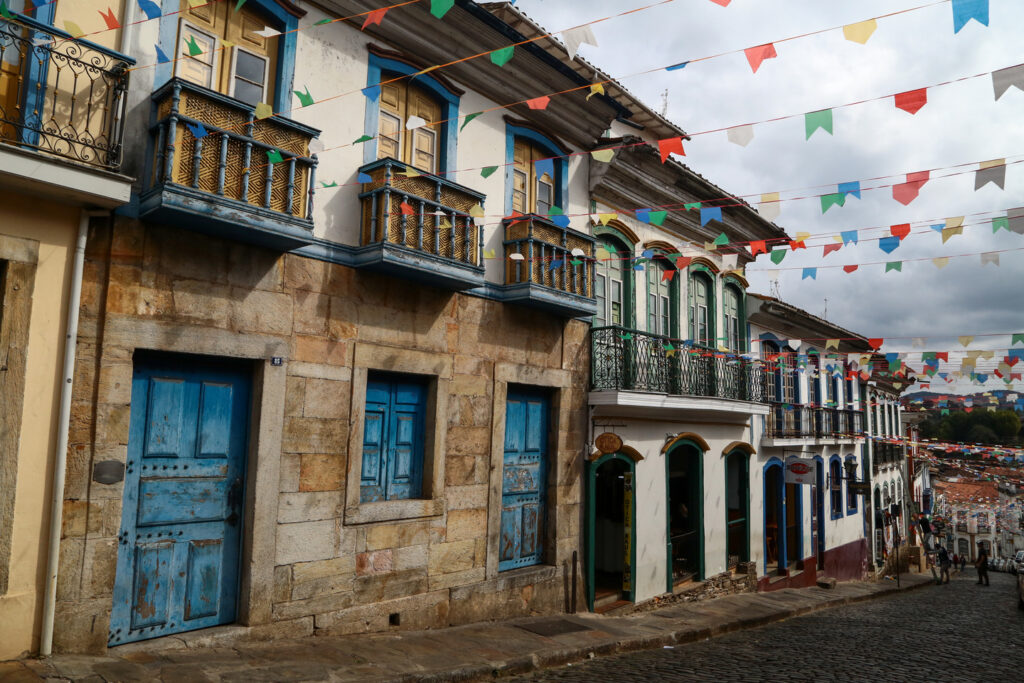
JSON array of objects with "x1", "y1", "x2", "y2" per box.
[
  {"x1": 0, "y1": 0, "x2": 655, "y2": 656},
  {"x1": 865, "y1": 368, "x2": 911, "y2": 567},
  {"x1": 0, "y1": 2, "x2": 133, "y2": 658},
  {"x1": 934, "y1": 479, "x2": 999, "y2": 561},
  {"x1": 746, "y1": 295, "x2": 873, "y2": 588}
]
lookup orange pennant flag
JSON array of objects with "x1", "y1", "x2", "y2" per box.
[
  {"x1": 361, "y1": 8, "x2": 387, "y2": 30},
  {"x1": 99, "y1": 7, "x2": 120, "y2": 30},
  {"x1": 658, "y1": 136, "x2": 685, "y2": 163},
  {"x1": 526, "y1": 96, "x2": 550, "y2": 110},
  {"x1": 744, "y1": 43, "x2": 777, "y2": 73}
]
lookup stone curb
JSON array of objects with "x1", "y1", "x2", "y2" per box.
[{"x1": 406, "y1": 577, "x2": 934, "y2": 683}]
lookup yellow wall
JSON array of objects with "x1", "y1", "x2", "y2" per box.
[
  {"x1": 54, "y1": 0, "x2": 125, "y2": 51},
  {"x1": 0, "y1": 193, "x2": 77, "y2": 659}
]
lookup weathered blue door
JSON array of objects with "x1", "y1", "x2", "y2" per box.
[
  {"x1": 500, "y1": 389, "x2": 549, "y2": 571},
  {"x1": 109, "y1": 354, "x2": 250, "y2": 645}
]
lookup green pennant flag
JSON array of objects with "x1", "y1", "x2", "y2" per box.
[
  {"x1": 649, "y1": 210, "x2": 667, "y2": 227},
  {"x1": 294, "y1": 87, "x2": 314, "y2": 107},
  {"x1": 992, "y1": 216, "x2": 1009, "y2": 233},
  {"x1": 235, "y1": 0, "x2": 247, "y2": 10},
  {"x1": 713, "y1": 232, "x2": 728, "y2": 246},
  {"x1": 185, "y1": 34, "x2": 203, "y2": 57},
  {"x1": 321, "y1": 181, "x2": 337, "y2": 188},
  {"x1": 460, "y1": 112, "x2": 482, "y2": 131},
  {"x1": 490, "y1": 45, "x2": 515, "y2": 67},
  {"x1": 480, "y1": 166, "x2": 499, "y2": 178},
  {"x1": 353, "y1": 135, "x2": 373, "y2": 144},
  {"x1": 266, "y1": 149, "x2": 284, "y2": 164},
  {"x1": 430, "y1": 0, "x2": 455, "y2": 19},
  {"x1": 805, "y1": 109, "x2": 833, "y2": 140},
  {"x1": 620, "y1": 333, "x2": 633, "y2": 341},
  {"x1": 885, "y1": 261, "x2": 902, "y2": 273},
  {"x1": 0, "y1": 0, "x2": 14, "y2": 20},
  {"x1": 315, "y1": 18, "x2": 332, "y2": 25},
  {"x1": 683, "y1": 202, "x2": 701, "y2": 211},
  {"x1": 1012, "y1": 333, "x2": 1024, "y2": 346},
  {"x1": 820, "y1": 192, "x2": 845, "y2": 213},
  {"x1": 770, "y1": 249, "x2": 786, "y2": 265},
  {"x1": 570, "y1": 259, "x2": 582, "y2": 266}
]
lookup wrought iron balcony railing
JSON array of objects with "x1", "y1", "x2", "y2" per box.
[
  {"x1": 356, "y1": 157, "x2": 484, "y2": 287},
  {"x1": 503, "y1": 214, "x2": 595, "y2": 298},
  {"x1": 591, "y1": 326, "x2": 770, "y2": 402},
  {"x1": 955, "y1": 522, "x2": 968, "y2": 533},
  {"x1": 0, "y1": 13, "x2": 131, "y2": 170},
  {"x1": 143, "y1": 79, "x2": 319, "y2": 248},
  {"x1": 765, "y1": 404, "x2": 813, "y2": 438}
]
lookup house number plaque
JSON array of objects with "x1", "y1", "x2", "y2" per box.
[{"x1": 594, "y1": 432, "x2": 623, "y2": 455}]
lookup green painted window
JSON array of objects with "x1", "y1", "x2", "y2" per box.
[
  {"x1": 723, "y1": 285, "x2": 741, "y2": 351},
  {"x1": 595, "y1": 237, "x2": 629, "y2": 327},
  {"x1": 688, "y1": 272, "x2": 712, "y2": 345},
  {"x1": 647, "y1": 257, "x2": 674, "y2": 336}
]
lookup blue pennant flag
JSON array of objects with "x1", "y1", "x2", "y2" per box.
[
  {"x1": 635, "y1": 208, "x2": 651, "y2": 224},
  {"x1": 802, "y1": 267, "x2": 817, "y2": 280},
  {"x1": 952, "y1": 0, "x2": 988, "y2": 33},
  {"x1": 840, "y1": 230, "x2": 858, "y2": 245},
  {"x1": 137, "y1": 0, "x2": 162, "y2": 20},
  {"x1": 700, "y1": 206, "x2": 722, "y2": 227},
  {"x1": 879, "y1": 236, "x2": 900, "y2": 254},
  {"x1": 535, "y1": 157, "x2": 554, "y2": 181},
  {"x1": 838, "y1": 181, "x2": 861, "y2": 199},
  {"x1": 362, "y1": 85, "x2": 381, "y2": 101},
  {"x1": 155, "y1": 44, "x2": 170, "y2": 64}
]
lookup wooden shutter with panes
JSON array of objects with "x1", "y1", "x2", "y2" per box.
[
  {"x1": 377, "y1": 82, "x2": 441, "y2": 174},
  {"x1": 511, "y1": 138, "x2": 555, "y2": 214},
  {"x1": 177, "y1": 0, "x2": 277, "y2": 107}
]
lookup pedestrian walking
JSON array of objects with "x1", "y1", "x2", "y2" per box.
[
  {"x1": 952, "y1": 553, "x2": 959, "y2": 572},
  {"x1": 976, "y1": 542, "x2": 990, "y2": 586},
  {"x1": 960, "y1": 554, "x2": 967, "y2": 572},
  {"x1": 937, "y1": 545, "x2": 951, "y2": 584}
]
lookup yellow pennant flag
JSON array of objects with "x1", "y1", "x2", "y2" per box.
[
  {"x1": 826, "y1": 339, "x2": 839, "y2": 351},
  {"x1": 188, "y1": 0, "x2": 205, "y2": 7},
  {"x1": 591, "y1": 148, "x2": 615, "y2": 163},
  {"x1": 598, "y1": 213, "x2": 616, "y2": 225},
  {"x1": 794, "y1": 231, "x2": 810, "y2": 241},
  {"x1": 64, "y1": 20, "x2": 85, "y2": 37},
  {"x1": 832, "y1": 234, "x2": 843, "y2": 243},
  {"x1": 843, "y1": 19, "x2": 877, "y2": 44},
  {"x1": 941, "y1": 226, "x2": 962, "y2": 243},
  {"x1": 586, "y1": 83, "x2": 605, "y2": 101},
  {"x1": 945, "y1": 216, "x2": 964, "y2": 228},
  {"x1": 932, "y1": 257, "x2": 950, "y2": 269},
  {"x1": 959, "y1": 335, "x2": 974, "y2": 347},
  {"x1": 596, "y1": 246, "x2": 611, "y2": 260},
  {"x1": 468, "y1": 204, "x2": 485, "y2": 218},
  {"x1": 400, "y1": 167, "x2": 421, "y2": 178},
  {"x1": 705, "y1": 242, "x2": 717, "y2": 252},
  {"x1": 254, "y1": 102, "x2": 274, "y2": 119}
]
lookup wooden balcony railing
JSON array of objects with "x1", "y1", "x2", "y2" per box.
[
  {"x1": 0, "y1": 13, "x2": 131, "y2": 169},
  {"x1": 503, "y1": 214, "x2": 595, "y2": 298},
  {"x1": 358, "y1": 157, "x2": 484, "y2": 267},
  {"x1": 591, "y1": 327, "x2": 770, "y2": 402},
  {"x1": 149, "y1": 78, "x2": 318, "y2": 224}
]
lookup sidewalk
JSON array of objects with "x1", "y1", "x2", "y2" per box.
[{"x1": 3, "y1": 573, "x2": 933, "y2": 682}]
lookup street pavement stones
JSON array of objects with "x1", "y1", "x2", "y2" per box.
[
  {"x1": 510, "y1": 570, "x2": 1024, "y2": 681},
  {"x1": 5, "y1": 572, "x2": 939, "y2": 682}
]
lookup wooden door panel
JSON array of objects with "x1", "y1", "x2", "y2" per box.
[{"x1": 500, "y1": 390, "x2": 548, "y2": 571}]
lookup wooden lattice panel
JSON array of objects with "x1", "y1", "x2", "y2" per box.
[
  {"x1": 180, "y1": 90, "x2": 248, "y2": 131},
  {"x1": 253, "y1": 119, "x2": 308, "y2": 156}
]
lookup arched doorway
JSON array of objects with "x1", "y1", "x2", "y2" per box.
[
  {"x1": 785, "y1": 464, "x2": 803, "y2": 571},
  {"x1": 666, "y1": 442, "x2": 704, "y2": 590},
  {"x1": 764, "y1": 459, "x2": 784, "y2": 575},
  {"x1": 586, "y1": 453, "x2": 637, "y2": 611},
  {"x1": 725, "y1": 449, "x2": 749, "y2": 569}
]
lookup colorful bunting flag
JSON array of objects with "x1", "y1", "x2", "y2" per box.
[
  {"x1": 749, "y1": 241, "x2": 767, "y2": 256},
  {"x1": 959, "y1": 336, "x2": 975, "y2": 347},
  {"x1": 727, "y1": 124, "x2": 754, "y2": 147},
  {"x1": 137, "y1": 0, "x2": 161, "y2": 20},
  {"x1": 933, "y1": 257, "x2": 950, "y2": 269},
  {"x1": 64, "y1": 20, "x2": 85, "y2": 38},
  {"x1": 255, "y1": 102, "x2": 273, "y2": 120},
  {"x1": 842, "y1": 19, "x2": 877, "y2": 44},
  {"x1": 294, "y1": 87, "x2": 314, "y2": 107},
  {"x1": 885, "y1": 261, "x2": 902, "y2": 273},
  {"x1": 700, "y1": 207, "x2": 722, "y2": 226},
  {"x1": 658, "y1": 136, "x2": 685, "y2": 163},
  {"x1": 186, "y1": 122, "x2": 208, "y2": 139},
  {"x1": 430, "y1": 0, "x2": 456, "y2": 19},
  {"x1": 820, "y1": 193, "x2": 845, "y2": 213},
  {"x1": 879, "y1": 236, "x2": 900, "y2": 254},
  {"x1": 770, "y1": 249, "x2": 786, "y2": 265},
  {"x1": 591, "y1": 149, "x2": 614, "y2": 163},
  {"x1": 526, "y1": 96, "x2": 550, "y2": 110},
  {"x1": 185, "y1": 35, "x2": 203, "y2": 57},
  {"x1": 744, "y1": 43, "x2": 777, "y2": 73},
  {"x1": 975, "y1": 159, "x2": 1006, "y2": 190},
  {"x1": 802, "y1": 267, "x2": 817, "y2": 280},
  {"x1": 840, "y1": 230, "x2": 858, "y2": 246},
  {"x1": 823, "y1": 243, "x2": 842, "y2": 256},
  {"x1": 890, "y1": 223, "x2": 911, "y2": 241},
  {"x1": 805, "y1": 109, "x2": 833, "y2": 139},
  {"x1": 892, "y1": 171, "x2": 930, "y2": 205},
  {"x1": 480, "y1": 166, "x2": 499, "y2": 178},
  {"x1": 154, "y1": 44, "x2": 171, "y2": 64},
  {"x1": 361, "y1": 8, "x2": 388, "y2": 29},
  {"x1": 490, "y1": 45, "x2": 515, "y2": 67},
  {"x1": 992, "y1": 64, "x2": 1024, "y2": 100},
  {"x1": 587, "y1": 83, "x2": 605, "y2": 101},
  {"x1": 99, "y1": 7, "x2": 121, "y2": 30},
  {"x1": 951, "y1": 0, "x2": 988, "y2": 34},
  {"x1": 894, "y1": 88, "x2": 928, "y2": 114},
  {"x1": 981, "y1": 252, "x2": 1000, "y2": 266},
  {"x1": 992, "y1": 216, "x2": 1009, "y2": 233},
  {"x1": 562, "y1": 25, "x2": 598, "y2": 59},
  {"x1": 266, "y1": 149, "x2": 284, "y2": 164}
]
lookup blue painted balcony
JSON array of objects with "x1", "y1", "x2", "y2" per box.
[
  {"x1": 501, "y1": 214, "x2": 596, "y2": 317},
  {"x1": 0, "y1": 14, "x2": 133, "y2": 206},
  {"x1": 354, "y1": 158, "x2": 486, "y2": 290},
  {"x1": 140, "y1": 79, "x2": 320, "y2": 250}
]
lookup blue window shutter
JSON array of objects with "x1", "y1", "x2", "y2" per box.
[
  {"x1": 360, "y1": 380, "x2": 390, "y2": 503},
  {"x1": 386, "y1": 381, "x2": 426, "y2": 500}
]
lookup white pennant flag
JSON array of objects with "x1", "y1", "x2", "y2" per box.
[
  {"x1": 726, "y1": 124, "x2": 754, "y2": 147},
  {"x1": 980, "y1": 252, "x2": 1000, "y2": 266},
  {"x1": 721, "y1": 253, "x2": 739, "y2": 271},
  {"x1": 406, "y1": 115, "x2": 427, "y2": 130},
  {"x1": 562, "y1": 25, "x2": 598, "y2": 59},
  {"x1": 254, "y1": 26, "x2": 282, "y2": 38},
  {"x1": 757, "y1": 193, "x2": 780, "y2": 222}
]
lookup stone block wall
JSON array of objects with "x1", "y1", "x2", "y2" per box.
[{"x1": 54, "y1": 218, "x2": 589, "y2": 653}]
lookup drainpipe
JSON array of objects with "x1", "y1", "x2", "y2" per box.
[{"x1": 39, "y1": 210, "x2": 105, "y2": 656}]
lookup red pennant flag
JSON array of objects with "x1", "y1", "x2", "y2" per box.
[
  {"x1": 658, "y1": 136, "x2": 685, "y2": 163},
  {"x1": 890, "y1": 223, "x2": 911, "y2": 241},
  {"x1": 749, "y1": 240, "x2": 767, "y2": 256},
  {"x1": 709, "y1": 0, "x2": 732, "y2": 5},
  {"x1": 744, "y1": 43, "x2": 777, "y2": 73},
  {"x1": 675, "y1": 256, "x2": 692, "y2": 269},
  {"x1": 843, "y1": 265, "x2": 858, "y2": 273},
  {"x1": 99, "y1": 7, "x2": 120, "y2": 30},
  {"x1": 966, "y1": 407, "x2": 973, "y2": 413},
  {"x1": 894, "y1": 88, "x2": 927, "y2": 115},
  {"x1": 1006, "y1": 355, "x2": 1019, "y2": 367},
  {"x1": 526, "y1": 96, "x2": 550, "y2": 110},
  {"x1": 662, "y1": 269, "x2": 675, "y2": 282},
  {"x1": 892, "y1": 170, "x2": 929, "y2": 205},
  {"x1": 789, "y1": 240, "x2": 805, "y2": 251},
  {"x1": 361, "y1": 7, "x2": 388, "y2": 29},
  {"x1": 995, "y1": 369, "x2": 1004, "y2": 379},
  {"x1": 1012, "y1": 373, "x2": 1022, "y2": 381},
  {"x1": 823, "y1": 243, "x2": 842, "y2": 256},
  {"x1": 868, "y1": 338, "x2": 883, "y2": 350},
  {"x1": 400, "y1": 201, "x2": 415, "y2": 215},
  {"x1": 936, "y1": 352, "x2": 948, "y2": 362},
  {"x1": 860, "y1": 371, "x2": 870, "y2": 380}
]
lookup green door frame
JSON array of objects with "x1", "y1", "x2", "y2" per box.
[
  {"x1": 724, "y1": 449, "x2": 750, "y2": 567},
  {"x1": 664, "y1": 440, "x2": 705, "y2": 594},
  {"x1": 585, "y1": 453, "x2": 637, "y2": 611}
]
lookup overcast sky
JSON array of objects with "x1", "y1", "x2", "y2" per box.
[{"x1": 513, "y1": 0, "x2": 1024, "y2": 392}]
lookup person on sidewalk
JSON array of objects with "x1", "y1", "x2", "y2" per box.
[
  {"x1": 952, "y1": 552, "x2": 959, "y2": 572},
  {"x1": 960, "y1": 554, "x2": 967, "y2": 572},
  {"x1": 937, "y1": 545, "x2": 951, "y2": 584},
  {"x1": 976, "y1": 542, "x2": 990, "y2": 586}
]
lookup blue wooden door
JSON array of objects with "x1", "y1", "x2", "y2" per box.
[
  {"x1": 500, "y1": 389, "x2": 549, "y2": 571},
  {"x1": 109, "y1": 354, "x2": 250, "y2": 645},
  {"x1": 360, "y1": 377, "x2": 426, "y2": 503}
]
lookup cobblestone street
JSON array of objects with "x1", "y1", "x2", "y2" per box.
[{"x1": 513, "y1": 571, "x2": 1024, "y2": 681}]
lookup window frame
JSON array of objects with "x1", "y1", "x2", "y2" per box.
[
  {"x1": 688, "y1": 268, "x2": 716, "y2": 348},
  {"x1": 593, "y1": 231, "x2": 633, "y2": 329},
  {"x1": 344, "y1": 345, "x2": 450, "y2": 525},
  {"x1": 845, "y1": 456, "x2": 858, "y2": 513},
  {"x1": 504, "y1": 123, "x2": 568, "y2": 216},
  {"x1": 228, "y1": 44, "x2": 269, "y2": 106},
  {"x1": 175, "y1": 19, "x2": 221, "y2": 90},
  {"x1": 829, "y1": 456, "x2": 843, "y2": 519},
  {"x1": 646, "y1": 255, "x2": 677, "y2": 337},
  {"x1": 359, "y1": 372, "x2": 428, "y2": 504}
]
